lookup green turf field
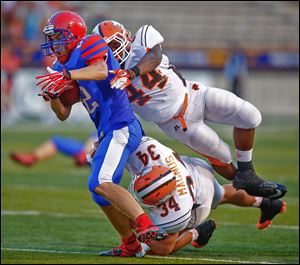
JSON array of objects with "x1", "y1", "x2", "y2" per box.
[{"x1": 1, "y1": 120, "x2": 299, "y2": 264}]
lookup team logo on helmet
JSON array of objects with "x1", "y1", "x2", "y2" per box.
[{"x1": 129, "y1": 166, "x2": 177, "y2": 208}]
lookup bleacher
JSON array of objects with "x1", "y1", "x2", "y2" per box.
[{"x1": 83, "y1": 1, "x2": 299, "y2": 50}]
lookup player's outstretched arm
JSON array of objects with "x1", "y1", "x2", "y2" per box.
[
  {"x1": 135, "y1": 44, "x2": 162, "y2": 75},
  {"x1": 110, "y1": 45, "x2": 162, "y2": 90},
  {"x1": 68, "y1": 61, "x2": 108, "y2": 81}
]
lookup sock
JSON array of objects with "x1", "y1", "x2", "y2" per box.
[
  {"x1": 252, "y1": 197, "x2": 263, "y2": 207},
  {"x1": 31, "y1": 153, "x2": 38, "y2": 160},
  {"x1": 134, "y1": 213, "x2": 154, "y2": 230},
  {"x1": 236, "y1": 149, "x2": 254, "y2": 171},
  {"x1": 26, "y1": 153, "x2": 38, "y2": 164},
  {"x1": 121, "y1": 233, "x2": 140, "y2": 251},
  {"x1": 140, "y1": 243, "x2": 151, "y2": 253},
  {"x1": 190, "y1": 228, "x2": 199, "y2": 241},
  {"x1": 258, "y1": 198, "x2": 271, "y2": 210},
  {"x1": 121, "y1": 233, "x2": 137, "y2": 244},
  {"x1": 236, "y1": 148, "x2": 253, "y2": 162}
]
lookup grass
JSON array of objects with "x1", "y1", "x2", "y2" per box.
[{"x1": 1, "y1": 120, "x2": 299, "y2": 264}]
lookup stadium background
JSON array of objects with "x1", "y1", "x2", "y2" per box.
[{"x1": 1, "y1": 1, "x2": 299, "y2": 264}]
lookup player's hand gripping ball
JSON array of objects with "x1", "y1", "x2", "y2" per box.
[
  {"x1": 36, "y1": 67, "x2": 80, "y2": 106},
  {"x1": 59, "y1": 81, "x2": 80, "y2": 106},
  {"x1": 36, "y1": 68, "x2": 73, "y2": 97}
]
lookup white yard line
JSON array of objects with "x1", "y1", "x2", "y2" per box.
[
  {"x1": 1, "y1": 210, "x2": 87, "y2": 218},
  {"x1": 1, "y1": 247, "x2": 286, "y2": 264},
  {"x1": 1, "y1": 247, "x2": 95, "y2": 255},
  {"x1": 147, "y1": 254, "x2": 286, "y2": 264},
  {"x1": 1, "y1": 210, "x2": 100, "y2": 218},
  {"x1": 5, "y1": 184, "x2": 84, "y2": 192},
  {"x1": 220, "y1": 221, "x2": 299, "y2": 230}
]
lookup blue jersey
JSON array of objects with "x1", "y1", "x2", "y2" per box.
[{"x1": 52, "y1": 34, "x2": 137, "y2": 137}]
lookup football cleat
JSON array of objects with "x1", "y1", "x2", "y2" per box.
[
  {"x1": 233, "y1": 169, "x2": 287, "y2": 200},
  {"x1": 136, "y1": 225, "x2": 169, "y2": 244},
  {"x1": 257, "y1": 200, "x2": 286, "y2": 230},
  {"x1": 99, "y1": 243, "x2": 145, "y2": 257},
  {"x1": 10, "y1": 152, "x2": 37, "y2": 167},
  {"x1": 191, "y1": 219, "x2": 216, "y2": 248}
]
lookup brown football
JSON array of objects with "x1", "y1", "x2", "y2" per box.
[{"x1": 59, "y1": 82, "x2": 80, "y2": 107}]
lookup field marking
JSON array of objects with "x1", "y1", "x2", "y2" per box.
[
  {"x1": 1, "y1": 247, "x2": 95, "y2": 255},
  {"x1": 220, "y1": 221, "x2": 299, "y2": 230},
  {"x1": 1, "y1": 247, "x2": 286, "y2": 264},
  {"x1": 1, "y1": 210, "x2": 100, "y2": 218},
  {"x1": 1, "y1": 210, "x2": 89, "y2": 218},
  {"x1": 5, "y1": 184, "x2": 86, "y2": 192},
  {"x1": 2, "y1": 210, "x2": 298, "y2": 231},
  {"x1": 147, "y1": 253, "x2": 286, "y2": 264}
]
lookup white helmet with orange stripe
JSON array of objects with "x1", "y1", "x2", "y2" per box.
[
  {"x1": 129, "y1": 165, "x2": 177, "y2": 208},
  {"x1": 92, "y1": 20, "x2": 131, "y2": 65}
]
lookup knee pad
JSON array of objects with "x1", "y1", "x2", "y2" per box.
[
  {"x1": 192, "y1": 123, "x2": 233, "y2": 164},
  {"x1": 189, "y1": 206, "x2": 211, "y2": 228},
  {"x1": 238, "y1": 101, "x2": 262, "y2": 129},
  {"x1": 212, "y1": 139, "x2": 233, "y2": 164},
  {"x1": 91, "y1": 191, "x2": 111, "y2": 206}
]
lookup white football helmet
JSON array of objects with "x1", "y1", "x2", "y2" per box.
[
  {"x1": 129, "y1": 166, "x2": 177, "y2": 208},
  {"x1": 92, "y1": 20, "x2": 131, "y2": 65}
]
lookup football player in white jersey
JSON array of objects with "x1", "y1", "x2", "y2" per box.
[
  {"x1": 96, "y1": 136, "x2": 286, "y2": 256},
  {"x1": 92, "y1": 20, "x2": 287, "y2": 201}
]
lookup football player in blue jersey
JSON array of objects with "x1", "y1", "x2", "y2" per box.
[
  {"x1": 35, "y1": 10, "x2": 168, "y2": 256},
  {"x1": 10, "y1": 131, "x2": 97, "y2": 167}
]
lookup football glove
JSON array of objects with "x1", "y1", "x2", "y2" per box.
[
  {"x1": 37, "y1": 67, "x2": 58, "y2": 100},
  {"x1": 46, "y1": 66, "x2": 58, "y2": 74},
  {"x1": 35, "y1": 68, "x2": 72, "y2": 97},
  {"x1": 109, "y1": 67, "x2": 140, "y2": 90},
  {"x1": 37, "y1": 91, "x2": 59, "y2": 100},
  {"x1": 37, "y1": 92, "x2": 51, "y2": 101}
]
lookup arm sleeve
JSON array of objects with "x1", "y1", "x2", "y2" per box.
[{"x1": 80, "y1": 35, "x2": 109, "y2": 65}]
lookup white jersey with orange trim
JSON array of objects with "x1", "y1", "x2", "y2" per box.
[
  {"x1": 125, "y1": 136, "x2": 223, "y2": 234},
  {"x1": 122, "y1": 25, "x2": 262, "y2": 168},
  {"x1": 124, "y1": 25, "x2": 187, "y2": 123}
]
